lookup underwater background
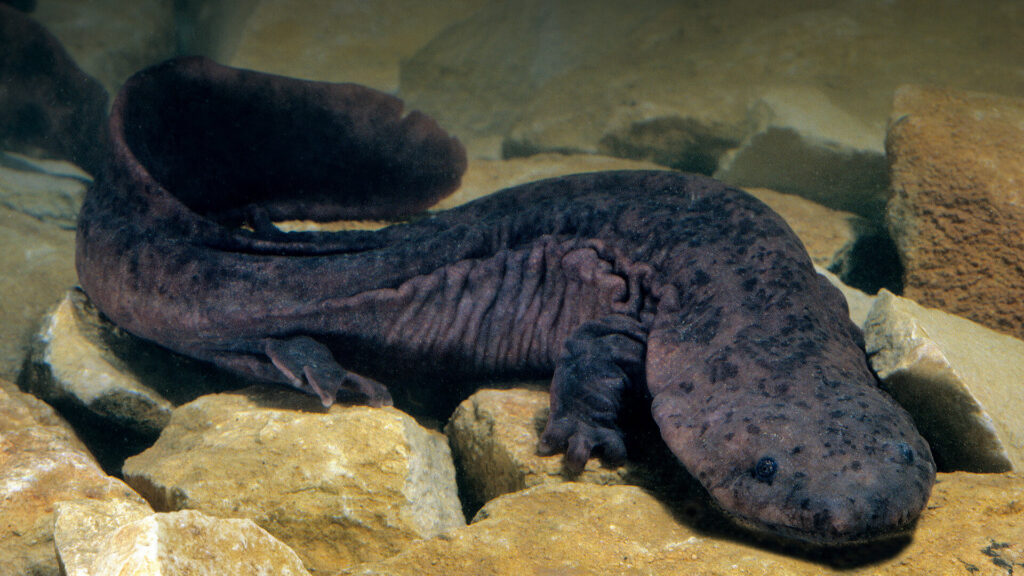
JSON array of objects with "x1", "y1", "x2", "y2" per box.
[{"x1": 1, "y1": 1, "x2": 1023, "y2": 574}]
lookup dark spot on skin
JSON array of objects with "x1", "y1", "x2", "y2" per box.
[
  {"x1": 691, "y1": 269, "x2": 711, "y2": 286},
  {"x1": 897, "y1": 442, "x2": 915, "y2": 464},
  {"x1": 752, "y1": 456, "x2": 777, "y2": 484}
]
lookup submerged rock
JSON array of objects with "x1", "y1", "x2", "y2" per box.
[
  {"x1": 865, "y1": 290, "x2": 1024, "y2": 472},
  {"x1": 887, "y1": 84, "x2": 1024, "y2": 340},
  {"x1": 122, "y1": 388, "x2": 464, "y2": 573},
  {"x1": 342, "y1": 473, "x2": 1024, "y2": 576},
  {"x1": 446, "y1": 388, "x2": 637, "y2": 511},
  {"x1": 56, "y1": 506, "x2": 311, "y2": 576},
  {"x1": 0, "y1": 159, "x2": 83, "y2": 380},
  {"x1": 0, "y1": 380, "x2": 149, "y2": 576}
]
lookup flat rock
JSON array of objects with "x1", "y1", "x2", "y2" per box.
[
  {"x1": 0, "y1": 160, "x2": 83, "y2": 380},
  {"x1": 343, "y1": 473, "x2": 1024, "y2": 576},
  {"x1": 886, "y1": 84, "x2": 1024, "y2": 340},
  {"x1": 864, "y1": 290, "x2": 1024, "y2": 472},
  {"x1": 122, "y1": 388, "x2": 465, "y2": 573},
  {"x1": 218, "y1": 0, "x2": 486, "y2": 92},
  {"x1": 0, "y1": 379, "x2": 149, "y2": 576},
  {"x1": 56, "y1": 506, "x2": 311, "y2": 576}
]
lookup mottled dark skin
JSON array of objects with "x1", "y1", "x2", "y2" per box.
[{"x1": 76, "y1": 57, "x2": 935, "y2": 546}]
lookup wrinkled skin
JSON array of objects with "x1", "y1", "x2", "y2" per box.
[{"x1": 77, "y1": 57, "x2": 935, "y2": 546}]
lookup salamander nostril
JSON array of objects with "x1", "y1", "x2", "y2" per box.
[{"x1": 752, "y1": 456, "x2": 778, "y2": 484}]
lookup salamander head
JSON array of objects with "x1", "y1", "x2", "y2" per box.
[{"x1": 654, "y1": 373, "x2": 936, "y2": 546}]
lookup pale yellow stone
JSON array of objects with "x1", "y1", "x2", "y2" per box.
[
  {"x1": 122, "y1": 388, "x2": 464, "y2": 573},
  {"x1": 54, "y1": 498, "x2": 155, "y2": 576},
  {"x1": 446, "y1": 388, "x2": 636, "y2": 509},
  {"x1": 88, "y1": 510, "x2": 311, "y2": 576},
  {"x1": 343, "y1": 473, "x2": 1024, "y2": 576},
  {"x1": 0, "y1": 381, "x2": 148, "y2": 576},
  {"x1": 865, "y1": 290, "x2": 1024, "y2": 471},
  {"x1": 20, "y1": 289, "x2": 173, "y2": 436}
]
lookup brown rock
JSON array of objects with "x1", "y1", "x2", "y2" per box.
[
  {"x1": 886, "y1": 84, "x2": 1024, "y2": 339},
  {"x1": 864, "y1": 290, "x2": 1024, "y2": 472},
  {"x1": 122, "y1": 388, "x2": 464, "y2": 573},
  {"x1": 343, "y1": 473, "x2": 1024, "y2": 575},
  {"x1": 58, "y1": 508, "x2": 311, "y2": 576},
  {"x1": 0, "y1": 380, "x2": 149, "y2": 576}
]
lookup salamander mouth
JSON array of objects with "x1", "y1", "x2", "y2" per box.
[{"x1": 713, "y1": 501, "x2": 919, "y2": 548}]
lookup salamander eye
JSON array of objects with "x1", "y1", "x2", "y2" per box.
[{"x1": 752, "y1": 456, "x2": 778, "y2": 484}]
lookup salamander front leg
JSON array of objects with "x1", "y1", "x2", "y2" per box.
[
  {"x1": 538, "y1": 315, "x2": 647, "y2": 473},
  {"x1": 263, "y1": 335, "x2": 392, "y2": 407}
]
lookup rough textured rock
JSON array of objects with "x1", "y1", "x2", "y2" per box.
[
  {"x1": 0, "y1": 380, "x2": 149, "y2": 576},
  {"x1": 56, "y1": 507, "x2": 311, "y2": 576},
  {"x1": 18, "y1": 287, "x2": 246, "y2": 471},
  {"x1": 343, "y1": 473, "x2": 1024, "y2": 576},
  {"x1": 446, "y1": 388, "x2": 638, "y2": 511},
  {"x1": 864, "y1": 290, "x2": 1024, "y2": 472},
  {"x1": 32, "y1": 0, "x2": 176, "y2": 95},
  {"x1": 0, "y1": 158, "x2": 83, "y2": 380},
  {"x1": 20, "y1": 289, "x2": 175, "y2": 438},
  {"x1": 886, "y1": 84, "x2": 1024, "y2": 340},
  {"x1": 122, "y1": 389, "x2": 465, "y2": 573},
  {"x1": 53, "y1": 498, "x2": 154, "y2": 576},
  {"x1": 218, "y1": 0, "x2": 486, "y2": 92}
]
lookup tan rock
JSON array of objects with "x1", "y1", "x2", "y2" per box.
[
  {"x1": 864, "y1": 290, "x2": 1024, "y2": 472},
  {"x1": 65, "y1": 509, "x2": 311, "y2": 576},
  {"x1": 33, "y1": 0, "x2": 177, "y2": 94},
  {"x1": 886, "y1": 84, "x2": 1024, "y2": 340},
  {"x1": 53, "y1": 498, "x2": 154, "y2": 576},
  {"x1": 0, "y1": 380, "x2": 149, "y2": 576},
  {"x1": 816, "y1": 267, "x2": 875, "y2": 328},
  {"x1": 343, "y1": 473, "x2": 1024, "y2": 576},
  {"x1": 19, "y1": 289, "x2": 174, "y2": 437},
  {"x1": 122, "y1": 388, "x2": 464, "y2": 573},
  {"x1": 222, "y1": 0, "x2": 487, "y2": 92},
  {"x1": 446, "y1": 388, "x2": 637, "y2": 509}
]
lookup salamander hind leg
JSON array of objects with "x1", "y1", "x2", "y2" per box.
[
  {"x1": 538, "y1": 315, "x2": 647, "y2": 473},
  {"x1": 263, "y1": 336, "x2": 392, "y2": 408}
]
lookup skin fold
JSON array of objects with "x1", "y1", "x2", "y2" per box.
[{"x1": 77, "y1": 57, "x2": 935, "y2": 546}]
